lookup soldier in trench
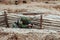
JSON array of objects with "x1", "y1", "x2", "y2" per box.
[{"x1": 12, "y1": 17, "x2": 33, "y2": 28}]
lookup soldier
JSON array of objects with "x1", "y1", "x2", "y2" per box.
[{"x1": 12, "y1": 17, "x2": 33, "y2": 28}]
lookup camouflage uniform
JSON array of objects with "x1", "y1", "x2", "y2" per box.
[{"x1": 12, "y1": 17, "x2": 32, "y2": 28}]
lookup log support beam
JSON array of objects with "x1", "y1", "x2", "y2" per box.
[
  {"x1": 4, "y1": 11, "x2": 9, "y2": 27},
  {"x1": 40, "y1": 14, "x2": 43, "y2": 29}
]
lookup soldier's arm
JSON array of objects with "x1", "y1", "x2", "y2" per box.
[{"x1": 12, "y1": 22, "x2": 18, "y2": 28}]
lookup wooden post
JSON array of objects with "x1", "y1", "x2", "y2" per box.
[
  {"x1": 40, "y1": 14, "x2": 43, "y2": 29},
  {"x1": 4, "y1": 11, "x2": 9, "y2": 27}
]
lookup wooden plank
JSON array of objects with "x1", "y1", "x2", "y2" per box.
[{"x1": 0, "y1": 20, "x2": 5, "y2": 23}]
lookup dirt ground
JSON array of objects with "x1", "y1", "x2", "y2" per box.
[{"x1": 0, "y1": 27, "x2": 59, "y2": 40}]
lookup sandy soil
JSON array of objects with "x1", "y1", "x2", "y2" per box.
[{"x1": 0, "y1": 27, "x2": 60, "y2": 40}]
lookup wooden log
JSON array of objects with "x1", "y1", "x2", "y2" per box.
[
  {"x1": 40, "y1": 14, "x2": 43, "y2": 29},
  {"x1": 4, "y1": 11, "x2": 9, "y2": 27}
]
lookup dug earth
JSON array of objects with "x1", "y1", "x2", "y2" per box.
[{"x1": 0, "y1": 28, "x2": 60, "y2": 40}]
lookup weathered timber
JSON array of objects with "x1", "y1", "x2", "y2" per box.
[{"x1": 4, "y1": 11, "x2": 9, "y2": 27}]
